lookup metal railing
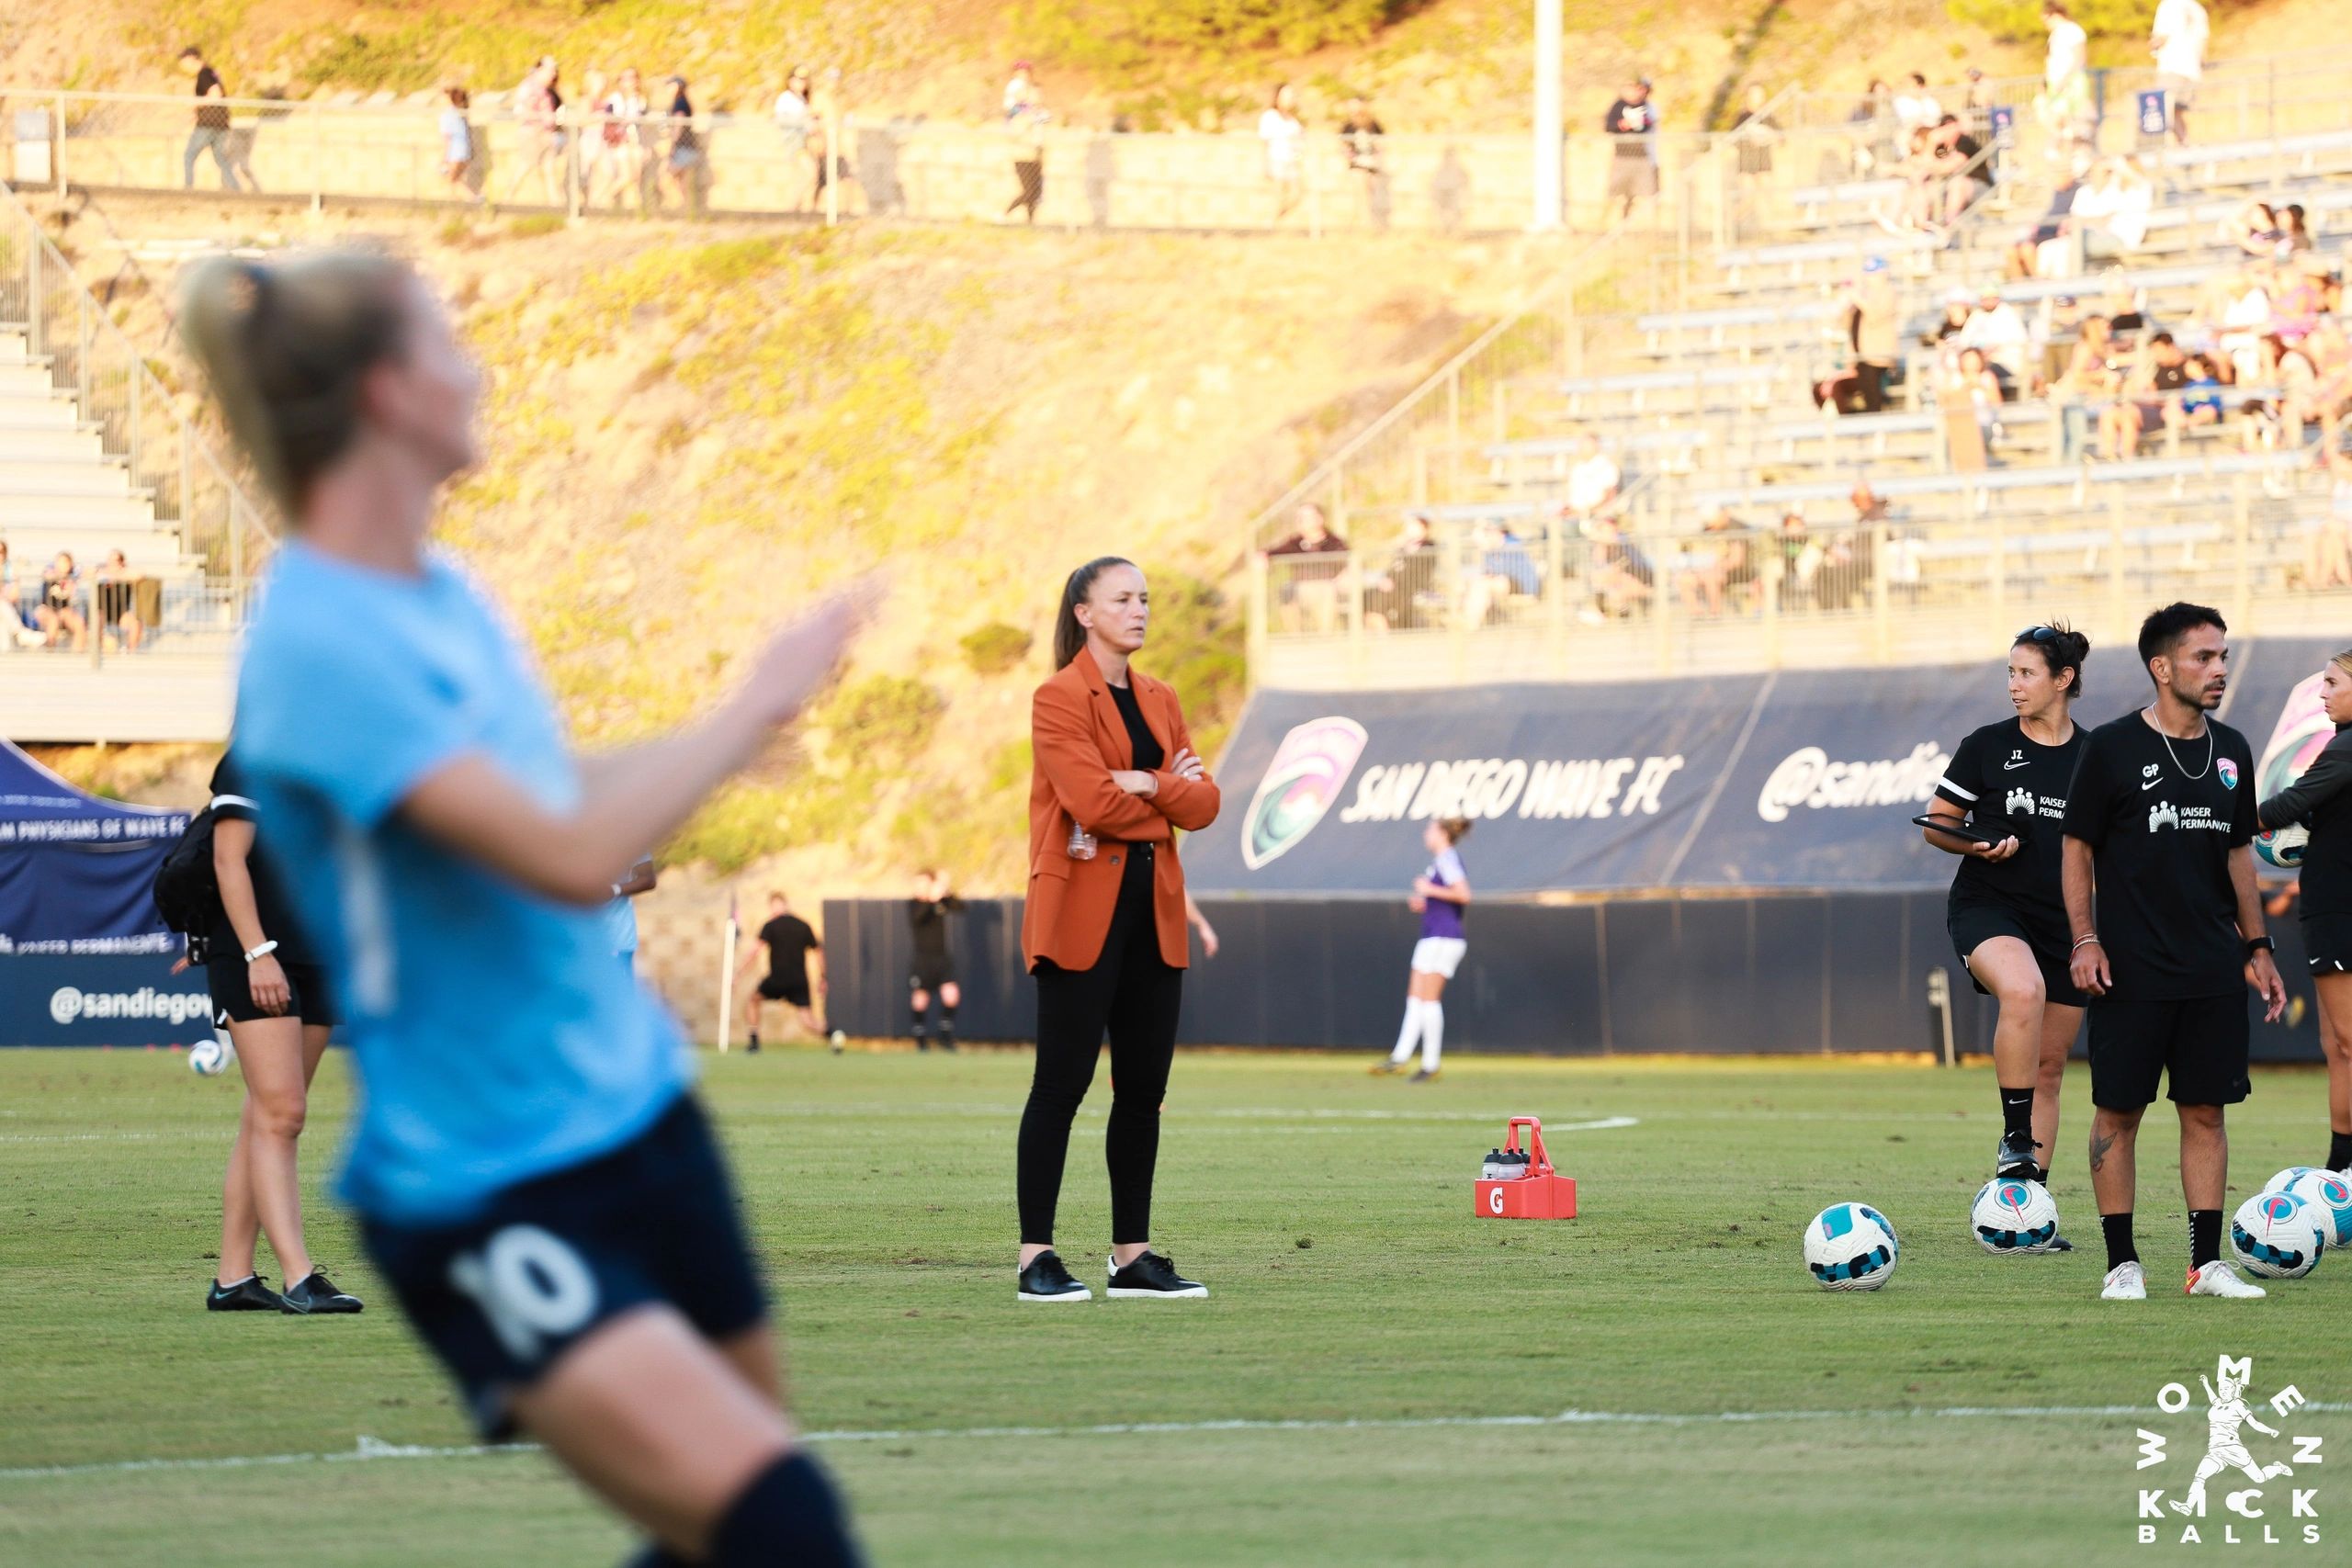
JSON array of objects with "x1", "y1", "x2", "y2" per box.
[{"x1": 0, "y1": 177, "x2": 271, "y2": 669}]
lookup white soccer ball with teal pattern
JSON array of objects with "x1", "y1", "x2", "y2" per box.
[
  {"x1": 1971, "y1": 1177, "x2": 2060, "y2": 1254},
  {"x1": 2232, "y1": 1190, "x2": 2327, "y2": 1279},
  {"x1": 2286, "y1": 1169, "x2": 2352, "y2": 1248},
  {"x1": 2266, "y1": 1166, "x2": 2324, "y2": 1193},
  {"x1": 1804, "y1": 1201, "x2": 1900, "y2": 1291},
  {"x1": 187, "y1": 1032, "x2": 236, "y2": 1077}
]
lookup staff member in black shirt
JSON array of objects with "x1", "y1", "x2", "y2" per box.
[
  {"x1": 737, "y1": 891, "x2": 826, "y2": 1053},
  {"x1": 2064, "y1": 604, "x2": 2285, "y2": 1303},
  {"x1": 203, "y1": 750, "x2": 363, "y2": 1314},
  {"x1": 909, "y1": 869, "x2": 963, "y2": 1052},
  {"x1": 1924, "y1": 625, "x2": 2090, "y2": 1213},
  {"x1": 2255, "y1": 647, "x2": 2352, "y2": 1175}
]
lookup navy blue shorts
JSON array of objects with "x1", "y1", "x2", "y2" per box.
[{"x1": 360, "y1": 1094, "x2": 768, "y2": 1439}]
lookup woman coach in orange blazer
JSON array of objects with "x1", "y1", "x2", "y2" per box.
[{"x1": 1014, "y1": 556, "x2": 1221, "y2": 1303}]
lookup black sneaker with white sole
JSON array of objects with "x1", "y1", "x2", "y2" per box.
[
  {"x1": 1105, "y1": 1251, "x2": 1208, "y2": 1299},
  {"x1": 1016, "y1": 1250, "x2": 1092, "y2": 1303},
  {"x1": 1994, "y1": 1130, "x2": 2041, "y2": 1181},
  {"x1": 280, "y1": 1269, "x2": 364, "y2": 1314},
  {"x1": 206, "y1": 1274, "x2": 286, "y2": 1312}
]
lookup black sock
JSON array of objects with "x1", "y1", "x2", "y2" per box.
[
  {"x1": 910, "y1": 1005, "x2": 926, "y2": 1042},
  {"x1": 2330, "y1": 1131, "x2": 2352, "y2": 1172},
  {"x1": 1999, "y1": 1087, "x2": 2034, "y2": 1141},
  {"x1": 2189, "y1": 1208, "x2": 2222, "y2": 1270},
  {"x1": 710, "y1": 1450, "x2": 863, "y2": 1567},
  {"x1": 2101, "y1": 1212, "x2": 2138, "y2": 1271},
  {"x1": 747, "y1": 1030, "x2": 759, "y2": 1048},
  {"x1": 939, "y1": 1004, "x2": 956, "y2": 1045}
]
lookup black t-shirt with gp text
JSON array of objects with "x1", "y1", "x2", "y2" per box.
[
  {"x1": 759, "y1": 914, "x2": 820, "y2": 978},
  {"x1": 2061, "y1": 712, "x2": 2257, "y2": 999},
  {"x1": 1932, "y1": 716, "x2": 2084, "y2": 935},
  {"x1": 909, "y1": 894, "x2": 963, "y2": 964},
  {"x1": 208, "y1": 752, "x2": 312, "y2": 964}
]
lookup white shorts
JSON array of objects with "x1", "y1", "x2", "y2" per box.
[
  {"x1": 2156, "y1": 73, "x2": 2198, "y2": 109},
  {"x1": 1410, "y1": 936, "x2": 1468, "y2": 978}
]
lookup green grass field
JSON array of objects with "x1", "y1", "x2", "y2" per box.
[{"x1": 3, "y1": 1046, "x2": 2346, "y2": 1565}]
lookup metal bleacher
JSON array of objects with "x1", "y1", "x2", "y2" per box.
[{"x1": 1252, "y1": 108, "x2": 2352, "y2": 691}]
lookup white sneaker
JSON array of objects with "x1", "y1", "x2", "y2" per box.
[
  {"x1": 2186, "y1": 1259, "x2": 2266, "y2": 1299},
  {"x1": 2100, "y1": 1260, "x2": 2147, "y2": 1300}
]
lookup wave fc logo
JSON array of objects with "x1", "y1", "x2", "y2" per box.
[{"x1": 1241, "y1": 717, "x2": 1368, "y2": 870}]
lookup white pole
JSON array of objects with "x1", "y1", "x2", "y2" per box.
[
  {"x1": 1531, "y1": 0, "x2": 1564, "y2": 231},
  {"x1": 715, "y1": 903, "x2": 738, "y2": 1053}
]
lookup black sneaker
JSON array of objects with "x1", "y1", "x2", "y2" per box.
[
  {"x1": 1995, "y1": 1130, "x2": 2041, "y2": 1180},
  {"x1": 1105, "y1": 1251, "x2": 1208, "y2": 1299},
  {"x1": 1408, "y1": 1067, "x2": 1441, "y2": 1084},
  {"x1": 1016, "y1": 1250, "x2": 1091, "y2": 1303},
  {"x1": 2039, "y1": 1233, "x2": 2075, "y2": 1253},
  {"x1": 1369, "y1": 1056, "x2": 1407, "y2": 1076},
  {"x1": 206, "y1": 1274, "x2": 285, "y2": 1312},
  {"x1": 281, "y1": 1269, "x2": 364, "y2": 1314}
]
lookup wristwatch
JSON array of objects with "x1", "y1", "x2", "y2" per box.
[{"x1": 2245, "y1": 936, "x2": 2277, "y2": 956}]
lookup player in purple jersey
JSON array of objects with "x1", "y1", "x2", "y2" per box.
[{"x1": 1374, "y1": 817, "x2": 1473, "y2": 1082}]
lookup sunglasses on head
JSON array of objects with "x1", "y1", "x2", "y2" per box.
[{"x1": 2015, "y1": 625, "x2": 2063, "y2": 646}]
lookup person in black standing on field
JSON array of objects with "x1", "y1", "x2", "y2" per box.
[
  {"x1": 2255, "y1": 647, "x2": 2352, "y2": 1174},
  {"x1": 1923, "y1": 625, "x2": 2090, "y2": 1231},
  {"x1": 180, "y1": 47, "x2": 247, "y2": 192},
  {"x1": 202, "y1": 748, "x2": 363, "y2": 1314},
  {"x1": 739, "y1": 891, "x2": 826, "y2": 1053},
  {"x1": 2063, "y1": 603, "x2": 2286, "y2": 1303},
  {"x1": 1015, "y1": 557, "x2": 1221, "y2": 1303},
  {"x1": 909, "y1": 868, "x2": 963, "y2": 1052}
]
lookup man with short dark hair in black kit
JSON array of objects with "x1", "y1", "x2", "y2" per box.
[{"x1": 2063, "y1": 603, "x2": 2286, "y2": 1302}]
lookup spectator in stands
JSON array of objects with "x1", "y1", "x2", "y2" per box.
[
  {"x1": 33, "y1": 551, "x2": 85, "y2": 650},
  {"x1": 1261, "y1": 83, "x2": 1306, "y2": 224},
  {"x1": 2170, "y1": 349, "x2": 2228, "y2": 441},
  {"x1": 2065, "y1": 155, "x2": 2153, "y2": 266},
  {"x1": 2149, "y1": 0, "x2": 2210, "y2": 146},
  {"x1": 1839, "y1": 257, "x2": 1901, "y2": 413},
  {"x1": 2011, "y1": 158, "x2": 2087, "y2": 279},
  {"x1": 1850, "y1": 481, "x2": 1892, "y2": 529},
  {"x1": 1467, "y1": 521, "x2": 1543, "y2": 626},
  {"x1": 2037, "y1": 4, "x2": 2094, "y2": 160},
  {"x1": 2223, "y1": 200, "x2": 2288, "y2": 261},
  {"x1": 1565, "y1": 432, "x2": 1621, "y2": 525},
  {"x1": 1893, "y1": 73, "x2": 1941, "y2": 139},
  {"x1": 93, "y1": 549, "x2": 146, "y2": 654},
  {"x1": 1847, "y1": 79, "x2": 1895, "y2": 176},
  {"x1": 438, "y1": 86, "x2": 482, "y2": 202},
  {"x1": 1928, "y1": 288, "x2": 1974, "y2": 344},
  {"x1": 1928, "y1": 114, "x2": 1993, "y2": 226},
  {"x1": 1363, "y1": 513, "x2": 1438, "y2": 632},
  {"x1": 1892, "y1": 126, "x2": 1944, "y2": 232},
  {"x1": 2098, "y1": 331, "x2": 2193, "y2": 460},
  {"x1": 502, "y1": 57, "x2": 568, "y2": 208},
  {"x1": 1943, "y1": 345, "x2": 2007, "y2": 456},
  {"x1": 1603, "y1": 77, "x2": 1660, "y2": 223},
  {"x1": 1812, "y1": 523, "x2": 1870, "y2": 612},
  {"x1": 1264, "y1": 502, "x2": 1350, "y2": 631},
  {"x1": 2313, "y1": 448, "x2": 2352, "y2": 592},
  {"x1": 1001, "y1": 65, "x2": 1050, "y2": 223},
  {"x1": 2284, "y1": 314, "x2": 2350, "y2": 452},
  {"x1": 179, "y1": 47, "x2": 248, "y2": 193},
  {"x1": 1959, "y1": 287, "x2": 2030, "y2": 390},
  {"x1": 2033, "y1": 292, "x2": 2086, "y2": 387},
  {"x1": 1580, "y1": 514, "x2": 1653, "y2": 622},
  {"x1": 2280, "y1": 205, "x2": 2314, "y2": 254},
  {"x1": 1772, "y1": 511, "x2": 1821, "y2": 609},
  {"x1": 773, "y1": 67, "x2": 814, "y2": 209},
  {"x1": 1677, "y1": 506, "x2": 1756, "y2": 618},
  {"x1": 1, "y1": 539, "x2": 43, "y2": 648},
  {"x1": 2214, "y1": 265, "x2": 2278, "y2": 385},
  {"x1": 661, "y1": 75, "x2": 707, "y2": 218},
  {"x1": 598, "y1": 69, "x2": 652, "y2": 212},
  {"x1": 1340, "y1": 98, "x2": 1389, "y2": 230},
  {"x1": 2051, "y1": 312, "x2": 2121, "y2": 459},
  {"x1": 2098, "y1": 269, "x2": 2149, "y2": 340}
]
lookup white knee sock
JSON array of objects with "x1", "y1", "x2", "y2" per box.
[
  {"x1": 1390, "y1": 999, "x2": 1426, "y2": 1063},
  {"x1": 1420, "y1": 1001, "x2": 1445, "y2": 1072}
]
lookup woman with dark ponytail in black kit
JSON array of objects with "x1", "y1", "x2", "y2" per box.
[{"x1": 1014, "y1": 558, "x2": 1221, "y2": 1303}]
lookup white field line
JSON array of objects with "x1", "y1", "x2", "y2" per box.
[{"x1": 11, "y1": 1404, "x2": 2350, "y2": 1483}]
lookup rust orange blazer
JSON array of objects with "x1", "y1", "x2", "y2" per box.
[{"x1": 1022, "y1": 644, "x2": 1221, "y2": 973}]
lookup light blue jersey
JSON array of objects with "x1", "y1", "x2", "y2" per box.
[{"x1": 235, "y1": 540, "x2": 692, "y2": 1224}]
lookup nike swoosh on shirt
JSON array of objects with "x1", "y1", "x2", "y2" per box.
[
  {"x1": 2003, "y1": 760, "x2": 2031, "y2": 770},
  {"x1": 2141, "y1": 778, "x2": 2161, "y2": 790}
]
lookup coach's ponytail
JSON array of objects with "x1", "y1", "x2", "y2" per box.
[
  {"x1": 179, "y1": 247, "x2": 412, "y2": 516},
  {"x1": 1053, "y1": 556, "x2": 1135, "y2": 670}
]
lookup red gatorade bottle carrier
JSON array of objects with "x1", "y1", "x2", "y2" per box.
[{"x1": 1474, "y1": 1117, "x2": 1577, "y2": 1220}]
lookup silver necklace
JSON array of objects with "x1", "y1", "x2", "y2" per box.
[{"x1": 2155, "y1": 713, "x2": 2213, "y2": 780}]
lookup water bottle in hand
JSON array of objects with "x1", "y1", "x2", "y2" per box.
[{"x1": 1067, "y1": 821, "x2": 1097, "y2": 861}]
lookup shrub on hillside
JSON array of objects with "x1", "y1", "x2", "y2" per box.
[
  {"x1": 1018, "y1": 0, "x2": 1418, "y2": 78},
  {"x1": 821, "y1": 674, "x2": 946, "y2": 761},
  {"x1": 960, "y1": 621, "x2": 1035, "y2": 676}
]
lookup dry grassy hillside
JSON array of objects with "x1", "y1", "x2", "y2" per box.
[{"x1": 34, "y1": 197, "x2": 1555, "y2": 902}]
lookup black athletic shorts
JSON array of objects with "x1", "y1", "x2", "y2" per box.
[
  {"x1": 910, "y1": 961, "x2": 956, "y2": 993},
  {"x1": 359, "y1": 1094, "x2": 768, "y2": 1440},
  {"x1": 208, "y1": 953, "x2": 338, "y2": 1027},
  {"x1": 757, "y1": 973, "x2": 811, "y2": 1007},
  {"x1": 1949, "y1": 898, "x2": 2086, "y2": 1010},
  {"x1": 2303, "y1": 911, "x2": 2352, "y2": 975},
  {"x1": 2086, "y1": 992, "x2": 2252, "y2": 1111}
]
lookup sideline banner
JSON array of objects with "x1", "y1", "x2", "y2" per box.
[
  {"x1": 1190, "y1": 637, "x2": 2346, "y2": 897},
  {"x1": 0, "y1": 952, "x2": 215, "y2": 1046}
]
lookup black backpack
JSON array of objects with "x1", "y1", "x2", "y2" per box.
[{"x1": 153, "y1": 807, "x2": 226, "y2": 963}]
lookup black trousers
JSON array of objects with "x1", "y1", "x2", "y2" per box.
[{"x1": 1017, "y1": 847, "x2": 1183, "y2": 1246}]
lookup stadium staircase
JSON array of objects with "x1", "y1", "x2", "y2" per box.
[
  {"x1": 1253, "y1": 111, "x2": 2352, "y2": 691},
  {"x1": 0, "y1": 183, "x2": 259, "y2": 743}
]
